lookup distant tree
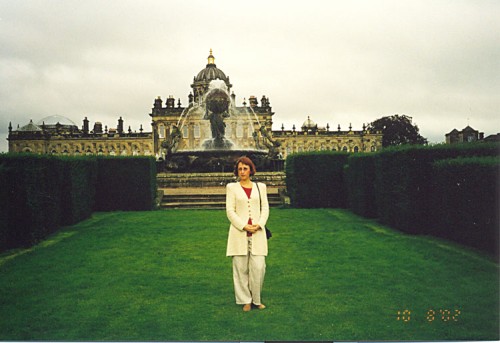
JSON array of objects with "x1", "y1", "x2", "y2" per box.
[{"x1": 368, "y1": 114, "x2": 428, "y2": 147}]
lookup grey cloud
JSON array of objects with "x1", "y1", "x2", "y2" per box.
[{"x1": 1, "y1": 0, "x2": 499, "y2": 153}]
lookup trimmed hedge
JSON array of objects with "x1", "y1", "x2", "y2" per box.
[
  {"x1": 0, "y1": 164, "x2": 8, "y2": 251},
  {"x1": 346, "y1": 153, "x2": 377, "y2": 218},
  {"x1": 59, "y1": 156, "x2": 98, "y2": 226},
  {"x1": 0, "y1": 154, "x2": 156, "y2": 252},
  {"x1": 94, "y1": 156, "x2": 157, "y2": 211},
  {"x1": 430, "y1": 156, "x2": 499, "y2": 255},
  {"x1": 284, "y1": 142, "x2": 499, "y2": 256},
  {"x1": 374, "y1": 143, "x2": 499, "y2": 234},
  {"x1": 285, "y1": 151, "x2": 349, "y2": 208},
  {"x1": 0, "y1": 154, "x2": 64, "y2": 249}
]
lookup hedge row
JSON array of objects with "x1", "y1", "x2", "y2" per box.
[
  {"x1": 285, "y1": 143, "x2": 499, "y2": 255},
  {"x1": 286, "y1": 151, "x2": 349, "y2": 208},
  {"x1": 59, "y1": 156, "x2": 98, "y2": 225},
  {"x1": 374, "y1": 143, "x2": 499, "y2": 235},
  {"x1": 0, "y1": 155, "x2": 85, "y2": 251},
  {"x1": 431, "y1": 156, "x2": 499, "y2": 255},
  {"x1": 94, "y1": 156, "x2": 157, "y2": 211},
  {"x1": 0, "y1": 154, "x2": 156, "y2": 252},
  {"x1": 345, "y1": 153, "x2": 377, "y2": 218}
]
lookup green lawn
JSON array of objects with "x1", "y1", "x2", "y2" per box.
[{"x1": 0, "y1": 209, "x2": 498, "y2": 341}]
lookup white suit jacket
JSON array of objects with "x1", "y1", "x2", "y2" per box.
[{"x1": 226, "y1": 181, "x2": 269, "y2": 256}]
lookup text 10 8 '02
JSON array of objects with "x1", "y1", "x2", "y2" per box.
[{"x1": 397, "y1": 309, "x2": 461, "y2": 322}]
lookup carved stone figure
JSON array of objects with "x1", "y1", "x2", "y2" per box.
[
  {"x1": 203, "y1": 88, "x2": 232, "y2": 149},
  {"x1": 161, "y1": 125, "x2": 181, "y2": 156},
  {"x1": 259, "y1": 125, "x2": 281, "y2": 158}
]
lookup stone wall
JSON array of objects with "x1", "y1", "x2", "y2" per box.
[{"x1": 157, "y1": 171, "x2": 286, "y2": 189}]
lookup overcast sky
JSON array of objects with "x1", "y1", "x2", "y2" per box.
[{"x1": 1, "y1": 0, "x2": 499, "y2": 152}]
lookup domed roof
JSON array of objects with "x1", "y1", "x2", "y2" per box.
[
  {"x1": 302, "y1": 116, "x2": 317, "y2": 130},
  {"x1": 37, "y1": 115, "x2": 77, "y2": 127},
  {"x1": 194, "y1": 49, "x2": 229, "y2": 83},
  {"x1": 19, "y1": 119, "x2": 42, "y2": 132}
]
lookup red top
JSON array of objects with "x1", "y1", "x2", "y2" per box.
[{"x1": 242, "y1": 186, "x2": 253, "y2": 236}]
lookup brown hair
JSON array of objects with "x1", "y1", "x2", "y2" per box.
[{"x1": 233, "y1": 156, "x2": 257, "y2": 176}]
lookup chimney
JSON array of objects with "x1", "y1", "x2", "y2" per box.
[
  {"x1": 93, "y1": 122, "x2": 103, "y2": 134},
  {"x1": 118, "y1": 117, "x2": 124, "y2": 134},
  {"x1": 249, "y1": 96, "x2": 258, "y2": 108},
  {"x1": 83, "y1": 117, "x2": 89, "y2": 134}
]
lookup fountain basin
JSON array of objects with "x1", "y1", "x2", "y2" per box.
[{"x1": 165, "y1": 149, "x2": 270, "y2": 173}]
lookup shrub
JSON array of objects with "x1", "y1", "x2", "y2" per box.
[
  {"x1": 285, "y1": 151, "x2": 349, "y2": 208},
  {"x1": 0, "y1": 154, "x2": 157, "y2": 252},
  {"x1": 94, "y1": 156, "x2": 157, "y2": 211},
  {"x1": 0, "y1": 154, "x2": 63, "y2": 249},
  {"x1": 346, "y1": 153, "x2": 377, "y2": 218},
  {"x1": 0, "y1": 164, "x2": 8, "y2": 251},
  {"x1": 374, "y1": 143, "x2": 499, "y2": 234},
  {"x1": 431, "y1": 156, "x2": 499, "y2": 256},
  {"x1": 59, "y1": 156, "x2": 98, "y2": 226},
  {"x1": 0, "y1": 154, "x2": 98, "y2": 251}
]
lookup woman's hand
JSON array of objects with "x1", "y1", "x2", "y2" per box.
[{"x1": 243, "y1": 224, "x2": 261, "y2": 234}]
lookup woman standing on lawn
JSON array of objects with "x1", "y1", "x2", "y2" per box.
[{"x1": 226, "y1": 156, "x2": 269, "y2": 312}]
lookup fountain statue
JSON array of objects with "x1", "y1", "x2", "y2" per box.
[
  {"x1": 159, "y1": 50, "x2": 281, "y2": 172},
  {"x1": 161, "y1": 125, "x2": 181, "y2": 155},
  {"x1": 203, "y1": 87, "x2": 232, "y2": 150}
]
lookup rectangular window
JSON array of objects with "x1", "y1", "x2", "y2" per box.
[
  {"x1": 248, "y1": 124, "x2": 254, "y2": 138},
  {"x1": 158, "y1": 124, "x2": 165, "y2": 139}
]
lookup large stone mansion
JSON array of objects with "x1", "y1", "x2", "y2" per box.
[{"x1": 7, "y1": 51, "x2": 383, "y2": 159}]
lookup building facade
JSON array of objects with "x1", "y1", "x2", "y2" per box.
[
  {"x1": 274, "y1": 117, "x2": 381, "y2": 158},
  {"x1": 8, "y1": 115, "x2": 153, "y2": 156},
  {"x1": 445, "y1": 126, "x2": 484, "y2": 144},
  {"x1": 7, "y1": 50, "x2": 382, "y2": 159}
]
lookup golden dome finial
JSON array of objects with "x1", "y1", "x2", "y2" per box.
[{"x1": 208, "y1": 48, "x2": 215, "y2": 65}]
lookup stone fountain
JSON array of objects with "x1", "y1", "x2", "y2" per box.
[
  {"x1": 202, "y1": 87, "x2": 233, "y2": 150},
  {"x1": 161, "y1": 80, "x2": 280, "y2": 173}
]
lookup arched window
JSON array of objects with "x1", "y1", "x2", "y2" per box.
[
  {"x1": 354, "y1": 146, "x2": 359, "y2": 153},
  {"x1": 342, "y1": 146, "x2": 348, "y2": 152},
  {"x1": 371, "y1": 145, "x2": 376, "y2": 152},
  {"x1": 194, "y1": 124, "x2": 201, "y2": 138},
  {"x1": 144, "y1": 145, "x2": 152, "y2": 156},
  {"x1": 182, "y1": 126, "x2": 188, "y2": 138}
]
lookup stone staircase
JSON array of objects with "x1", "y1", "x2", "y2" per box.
[
  {"x1": 157, "y1": 172, "x2": 287, "y2": 209},
  {"x1": 159, "y1": 186, "x2": 284, "y2": 209}
]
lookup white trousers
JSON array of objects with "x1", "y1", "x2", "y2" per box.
[{"x1": 232, "y1": 237, "x2": 266, "y2": 305}]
